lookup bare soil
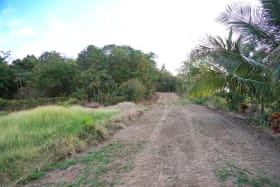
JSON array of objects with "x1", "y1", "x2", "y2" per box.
[{"x1": 28, "y1": 93, "x2": 280, "y2": 186}]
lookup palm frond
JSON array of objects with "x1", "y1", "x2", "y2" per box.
[
  {"x1": 271, "y1": 60, "x2": 280, "y2": 84},
  {"x1": 261, "y1": 0, "x2": 280, "y2": 30},
  {"x1": 227, "y1": 75, "x2": 269, "y2": 97},
  {"x1": 241, "y1": 55, "x2": 270, "y2": 72},
  {"x1": 189, "y1": 70, "x2": 225, "y2": 97},
  {"x1": 217, "y1": 3, "x2": 276, "y2": 48},
  {"x1": 265, "y1": 45, "x2": 280, "y2": 66}
]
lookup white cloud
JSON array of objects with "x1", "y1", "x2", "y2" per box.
[{"x1": 14, "y1": 27, "x2": 36, "y2": 36}]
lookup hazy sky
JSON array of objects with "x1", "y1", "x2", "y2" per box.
[{"x1": 0, "y1": 0, "x2": 259, "y2": 73}]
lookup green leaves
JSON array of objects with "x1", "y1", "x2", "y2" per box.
[
  {"x1": 218, "y1": 1, "x2": 280, "y2": 50},
  {"x1": 185, "y1": 0, "x2": 280, "y2": 112}
]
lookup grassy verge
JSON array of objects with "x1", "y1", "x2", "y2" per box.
[
  {"x1": 216, "y1": 162, "x2": 280, "y2": 187},
  {"x1": 27, "y1": 140, "x2": 145, "y2": 186},
  {"x1": 0, "y1": 105, "x2": 116, "y2": 186}
]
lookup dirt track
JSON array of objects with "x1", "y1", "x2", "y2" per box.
[
  {"x1": 29, "y1": 93, "x2": 280, "y2": 186},
  {"x1": 112, "y1": 93, "x2": 280, "y2": 186}
]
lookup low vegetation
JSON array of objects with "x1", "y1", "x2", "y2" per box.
[
  {"x1": 216, "y1": 162, "x2": 280, "y2": 187},
  {"x1": 0, "y1": 105, "x2": 116, "y2": 185},
  {"x1": 25, "y1": 141, "x2": 144, "y2": 186}
]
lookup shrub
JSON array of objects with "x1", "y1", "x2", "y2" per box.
[{"x1": 119, "y1": 79, "x2": 146, "y2": 102}]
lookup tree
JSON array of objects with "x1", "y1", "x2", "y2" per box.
[
  {"x1": 79, "y1": 69, "x2": 114, "y2": 101},
  {"x1": 11, "y1": 55, "x2": 40, "y2": 98},
  {"x1": 34, "y1": 59, "x2": 78, "y2": 97},
  {"x1": 77, "y1": 45, "x2": 107, "y2": 71},
  {"x1": 39, "y1": 51, "x2": 66, "y2": 63},
  {"x1": 189, "y1": 29, "x2": 270, "y2": 110},
  {"x1": 76, "y1": 45, "x2": 113, "y2": 101},
  {"x1": 212, "y1": 0, "x2": 280, "y2": 112},
  {"x1": 0, "y1": 51, "x2": 17, "y2": 99},
  {"x1": 0, "y1": 63, "x2": 16, "y2": 99},
  {"x1": 156, "y1": 65, "x2": 177, "y2": 92}
]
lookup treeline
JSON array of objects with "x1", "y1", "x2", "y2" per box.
[
  {"x1": 178, "y1": 0, "x2": 280, "y2": 126},
  {"x1": 0, "y1": 45, "x2": 176, "y2": 105}
]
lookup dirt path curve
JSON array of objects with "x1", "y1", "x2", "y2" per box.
[{"x1": 111, "y1": 93, "x2": 280, "y2": 186}]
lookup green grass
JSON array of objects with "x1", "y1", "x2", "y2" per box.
[
  {"x1": 0, "y1": 105, "x2": 116, "y2": 186},
  {"x1": 216, "y1": 162, "x2": 280, "y2": 187}
]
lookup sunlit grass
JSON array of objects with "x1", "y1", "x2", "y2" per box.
[{"x1": 0, "y1": 105, "x2": 116, "y2": 185}]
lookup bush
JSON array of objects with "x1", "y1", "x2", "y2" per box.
[
  {"x1": 212, "y1": 96, "x2": 227, "y2": 110},
  {"x1": 189, "y1": 96, "x2": 210, "y2": 106},
  {"x1": 119, "y1": 79, "x2": 146, "y2": 102}
]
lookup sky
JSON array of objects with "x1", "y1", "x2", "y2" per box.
[{"x1": 0, "y1": 0, "x2": 259, "y2": 74}]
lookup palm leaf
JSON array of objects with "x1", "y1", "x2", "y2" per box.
[
  {"x1": 261, "y1": 0, "x2": 280, "y2": 30},
  {"x1": 217, "y1": 3, "x2": 276, "y2": 48}
]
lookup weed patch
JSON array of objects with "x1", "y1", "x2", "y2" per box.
[
  {"x1": 31, "y1": 141, "x2": 145, "y2": 186},
  {"x1": 216, "y1": 162, "x2": 280, "y2": 187}
]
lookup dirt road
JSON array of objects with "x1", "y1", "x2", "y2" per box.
[
  {"x1": 30, "y1": 93, "x2": 280, "y2": 186},
  {"x1": 112, "y1": 93, "x2": 280, "y2": 186}
]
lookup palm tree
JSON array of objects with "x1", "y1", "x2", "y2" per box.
[
  {"x1": 190, "y1": 29, "x2": 269, "y2": 101},
  {"x1": 217, "y1": 0, "x2": 280, "y2": 79},
  {"x1": 189, "y1": 0, "x2": 280, "y2": 112},
  {"x1": 217, "y1": 0, "x2": 280, "y2": 53}
]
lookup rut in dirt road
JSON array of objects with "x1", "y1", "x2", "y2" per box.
[
  {"x1": 114, "y1": 93, "x2": 280, "y2": 187},
  {"x1": 115, "y1": 93, "x2": 219, "y2": 186}
]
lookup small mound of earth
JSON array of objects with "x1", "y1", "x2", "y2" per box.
[
  {"x1": 107, "y1": 102, "x2": 138, "y2": 110},
  {"x1": 105, "y1": 102, "x2": 144, "y2": 129},
  {"x1": 85, "y1": 102, "x2": 102, "y2": 108}
]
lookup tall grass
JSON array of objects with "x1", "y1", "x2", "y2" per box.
[{"x1": 0, "y1": 105, "x2": 116, "y2": 185}]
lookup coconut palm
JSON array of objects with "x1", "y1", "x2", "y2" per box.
[
  {"x1": 188, "y1": 0, "x2": 280, "y2": 112},
  {"x1": 217, "y1": 0, "x2": 280, "y2": 53},
  {"x1": 190, "y1": 29, "x2": 269, "y2": 100},
  {"x1": 217, "y1": 0, "x2": 280, "y2": 80}
]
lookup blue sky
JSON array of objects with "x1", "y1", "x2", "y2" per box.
[{"x1": 0, "y1": 0, "x2": 258, "y2": 73}]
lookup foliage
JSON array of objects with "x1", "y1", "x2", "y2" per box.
[
  {"x1": 119, "y1": 79, "x2": 146, "y2": 102},
  {"x1": 0, "y1": 105, "x2": 116, "y2": 185},
  {"x1": 1, "y1": 44, "x2": 173, "y2": 104},
  {"x1": 33, "y1": 60, "x2": 78, "y2": 97},
  {"x1": 0, "y1": 63, "x2": 17, "y2": 99},
  {"x1": 77, "y1": 45, "x2": 107, "y2": 71},
  {"x1": 75, "y1": 44, "x2": 163, "y2": 103},
  {"x1": 179, "y1": 0, "x2": 280, "y2": 119},
  {"x1": 156, "y1": 65, "x2": 177, "y2": 92}
]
